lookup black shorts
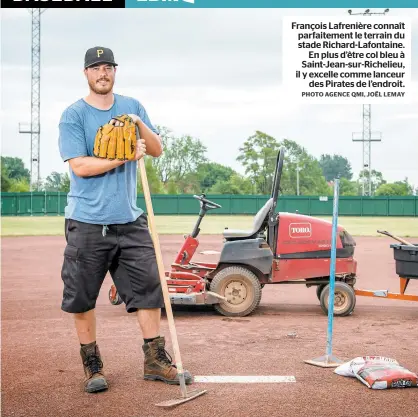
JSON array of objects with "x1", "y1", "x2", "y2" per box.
[{"x1": 60, "y1": 213, "x2": 164, "y2": 314}]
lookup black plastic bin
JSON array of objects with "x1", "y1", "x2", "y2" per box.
[{"x1": 390, "y1": 244, "x2": 418, "y2": 278}]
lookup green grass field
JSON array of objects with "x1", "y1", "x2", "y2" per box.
[{"x1": 1, "y1": 215, "x2": 418, "y2": 237}]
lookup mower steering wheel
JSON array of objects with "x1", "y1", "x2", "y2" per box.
[{"x1": 193, "y1": 194, "x2": 222, "y2": 210}]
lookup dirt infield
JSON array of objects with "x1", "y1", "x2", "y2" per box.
[{"x1": 2, "y1": 235, "x2": 418, "y2": 417}]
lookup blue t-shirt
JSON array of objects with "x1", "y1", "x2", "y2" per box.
[{"x1": 58, "y1": 93, "x2": 159, "y2": 225}]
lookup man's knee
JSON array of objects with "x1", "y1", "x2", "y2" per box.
[{"x1": 73, "y1": 308, "x2": 96, "y2": 318}]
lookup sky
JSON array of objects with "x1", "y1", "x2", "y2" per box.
[{"x1": 1, "y1": 7, "x2": 417, "y2": 189}]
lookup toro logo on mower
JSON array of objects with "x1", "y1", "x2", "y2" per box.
[{"x1": 289, "y1": 223, "x2": 312, "y2": 238}]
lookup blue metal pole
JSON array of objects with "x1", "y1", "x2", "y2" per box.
[{"x1": 326, "y1": 178, "x2": 340, "y2": 358}]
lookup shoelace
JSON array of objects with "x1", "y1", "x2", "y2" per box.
[
  {"x1": 85, "y1": 355, "x2": 103, "y2": 375},
  {"x1": 156, "y1": 346, "x2": 173, "y2": 366}
]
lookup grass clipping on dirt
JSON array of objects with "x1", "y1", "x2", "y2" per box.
[{"x1": 1, "y1": 215, "x2": 418, "y2": 237}]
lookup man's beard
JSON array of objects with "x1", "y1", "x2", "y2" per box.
[{"x1": 88, "y1": 77, "x2": 114, "y2": 95}]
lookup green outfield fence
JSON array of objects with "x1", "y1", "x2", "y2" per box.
[{"x1": 1, "y1": 192, "x2": 417, "y2": 217}]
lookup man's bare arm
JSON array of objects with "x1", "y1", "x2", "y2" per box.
[{"x1": 69, "y1": 156, "x2": 125, "y2": 177}]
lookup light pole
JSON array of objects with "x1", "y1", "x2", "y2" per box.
[{"x1": 348, "y1": 9, "x2": 387, "y2": 196}]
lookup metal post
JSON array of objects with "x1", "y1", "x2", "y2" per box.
[
  {"x1": 326, "y1": 179, "x2": 339, "y2": 358},
  {"x1": 304, "y1": 178, "x2": 343, "y2": 368},
  {"x1": 296, "y1": 163, "x2": 300, "y2": 196}
]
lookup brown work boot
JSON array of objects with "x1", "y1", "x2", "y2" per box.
[
  {"x1": 80, "y1": 342, "x2": 108, "y2": 393},
  {"x1": 142, "y1": 336, "x2": 193, "y2": 385}
]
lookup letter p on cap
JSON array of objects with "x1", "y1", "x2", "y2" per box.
[{"x1": 97, "y1": 49, "x2": 104, "y2": 58}]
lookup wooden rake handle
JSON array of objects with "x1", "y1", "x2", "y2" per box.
[
  {"x1": 135, "y1": 126, "x2": 187, "y2": 398},
  {"x1": 377, "y1": 230, "x2": 413, "y2": 246},
  {"x1": 137, "y1": 149, "x2": 187, "y2": 389}
]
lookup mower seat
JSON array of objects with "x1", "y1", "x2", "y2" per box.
[{"x1": 223, "y1": 198, "x2": 273, "y2": 239}]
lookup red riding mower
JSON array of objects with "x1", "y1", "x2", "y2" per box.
[{"x1": 109, "y1": 148, "x2": 358, "y2": 317}]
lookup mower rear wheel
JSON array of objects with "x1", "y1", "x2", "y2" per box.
[
  {"x1": 320, "y1": 282, "x2": 356, "y2": 317},
  {"x1": 210, "y1": 266, "x2": 262, "y2": 317}
]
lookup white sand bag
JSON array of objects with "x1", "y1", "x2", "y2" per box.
[{"x1": 334, "y1": 356, "x2": 399, "y2": 378}]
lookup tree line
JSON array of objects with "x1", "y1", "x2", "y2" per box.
[{"x1": 1, "y1": 127, "x2": 416, "y2": 197}]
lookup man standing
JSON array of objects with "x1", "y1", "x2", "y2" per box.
[{"x1": 58, "y1": 46, "x2": 193, "y2": 393}]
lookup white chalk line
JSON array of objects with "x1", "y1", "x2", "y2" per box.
[{"x1": 193, "y1": 375, "x2": 296, "y2": 383}]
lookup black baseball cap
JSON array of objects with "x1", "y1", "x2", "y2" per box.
[{"x1": 84, "y1": 46, "x2": 118, "y2": 68}]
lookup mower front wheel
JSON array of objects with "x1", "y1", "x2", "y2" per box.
[
  {"x1": 209, "y1": 266, "x2": 262, "y2": 317},
  {"x1": 319, "y1": 281, "x2": 356, "y2": 317},
  {"x1": 108, "y1": 286, "x2": 123, "y2": 306}
]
